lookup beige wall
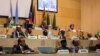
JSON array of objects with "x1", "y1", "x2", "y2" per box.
[
  {"x1": 0, "y1": 0, "x2": 81, "y2": 29},
  {"x1": 81, "y1": 0, "x2": 100, "y2": 34}
]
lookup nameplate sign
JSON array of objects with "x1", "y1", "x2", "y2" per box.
[
  {"x1": 12, "y1": 26, "x2": 16, "y2": 28},
  {"x1": 96, "y1": 49, "x2": 100, "y2": 53},
  {"x1": 28, "y1": 36, "x2": 37, "y2": 39},
  {"x1": 38, "y1": 35, "x2": 48, "y2": 39},
  {"x1": 51, "y1": 36, "x2": 60, "y2": 40},
  {"x1": 0, "y1": 35, "x2": 7, "y2": 38},
  {"x1": 57, "y1": 50, "x2": 69, "y2": 54},
  {"x1": 78, "y1": 49, "x2": 88, "y2": 53}
]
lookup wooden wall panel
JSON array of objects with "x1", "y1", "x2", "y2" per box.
[
  {"x1": 0, "y1": 0, "x2": 81, "y2": 29},
  {"x1": 81, "y1": 0, "x2": 100, "y2": 34}
]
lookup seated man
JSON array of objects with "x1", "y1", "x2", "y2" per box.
[
  {"x1": 12, "y1": 38, "x2": 34, "y2": 53},
  {"x1": 71, "y1": 40, "x2": 80, "y2": 53},
  {"x1": 12, "y1": 26, "x2": 25, "y2": 38},
  {"x1": 68, "y1": 24, "x2": 77, "y2": 32},
  {"x1": 47, "y1": 25, "x2": 53, "y2": 38},
  {"x1": 25, "y1": 28, "x2": 33, "y2": 37},
  {"x1": 43, "y1": 29, "x2": 48, "y2": 36},
  {"x1": 39, "y1": 20, "x2": 47, "y2": 30},
  {"x1": 87, "y1": 33, "x2": 97, "y2": 40},
  {"x1": 23, "y1": 19, "x2": 30, "y2": 30},
  {"x1": 59, "y1": 30, "x2": 66, "y2": 40},
  {"x1": 56, "y1": 40, "x2": 70, "y2": 52},
  {"x1": 95, "y1": 42, "x2": 100, "y2": 50}
]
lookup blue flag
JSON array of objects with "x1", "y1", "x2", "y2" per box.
[
  {"x1": 15, "y1": 0, "x2": 19, "y2": 25},
  {"x1": 9, "y1": 0, "x2": 14, "y2": 27}
]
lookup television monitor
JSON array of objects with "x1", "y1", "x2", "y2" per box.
[{"x1": 37, "y1": 0, "x2": 58, "y2": 12}]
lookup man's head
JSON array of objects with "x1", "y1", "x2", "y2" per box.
[
  {"x1": 72, "y1": 40, "x2": 79, "y2": 46},
  {"x1": 69, "y1": 24, "x2": 75, "y2": 30},
  {"x1": 87, "y1": 33, "x2": 92, "y2": 38},
  {"x1": 16, "y1": 26, "x2": 21, "y2": 32},
  {"x1": 43, "y1": 29, "x2": 48, "y2": 36},
  {"x1": 18, "y1": 38, "x2": 26, "y2": 45},
  {"x1": 25, "y1": 19, "x2": 29, "y2": 24}
]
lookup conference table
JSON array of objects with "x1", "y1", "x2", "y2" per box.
[
  {"x1": 0, "y1": 38, "x2": 100, "y2": 49},
  {"x1": 0, "y1": 53, "x2": 100, "y2": 56}
]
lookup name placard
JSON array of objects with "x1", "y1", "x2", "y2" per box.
[
  {"x1": 28, "y1": 36, "x2": 37, "y2": 39},
  {"x1": 57, "y1": 50, "x2": 69, "y2": 54},
  {"x1": 96, "y1": 49, "x2": 100, "y2": 53},
  {"x1": 51, "y1": 36, "x2": 60, "y2": 40},
  {"x1": 0, "y1": 35, "x2": 7, "y2": 38},
  {"x1": 38, "y1": 35, "x2": 48, "y2": 39},
  {"x1": 78, "y1": 49, "x2": 88, "y2": 53}
]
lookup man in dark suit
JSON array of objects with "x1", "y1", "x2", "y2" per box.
[
  {"x1": 23, "y1": 19, "x2": 30, "y2": 30},
  {"x1": 56, "y1": 40, "x2": 70, "y2": 52},
  {"x1": 71, "y1": 40, "x2": 80, "y2": 53},
  {"x1": 12, "y1": 26, "x2": 25, "y2": 38},
  {"x1": 12, "y1": 38, "x2": 34, "y2": 53},
  {"x1": 23, "y1": 19, "x2": 33, "y2": 30}
]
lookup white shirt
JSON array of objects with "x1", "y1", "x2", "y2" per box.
[
  {"x1": 89, "y1": 37, "x2": 98, "y2": 40},
  {"x1": 71, "y1": 36, "x2": 80, "y2": 40},
  {"x1": 69, "y1": 29, "x2": 77, "y2": 32},
  {"x1": 48, "y1": 29, "x2": 53, "y2": 38}
]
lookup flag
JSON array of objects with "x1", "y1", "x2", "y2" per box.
[
  {"x1": 15, "y1": 0, "x2": 19, "y2": 25},
  {"x1": 40, "y1": 6, "x2": 46, "y2": 26},
  {"x1": 42, "y1": 7, "x2": 46, "y2": 20},
  {"x1": 97, "y1": 31, "x2": 100, "y2": 36},
  {"x1": 29, "y1": 0, "x2": 33, "y2": 24},
  {"x1": 9, "y1": 0, "x2": 14, "y2": 27},
  {"x1": 47, "y1": 13, "x2": 50, "y2": 25},
  {"x1": 41, "y1": 6, "x2": 46, "y2": 23},
  {"x1": 33, "y1": 6, "x2": 37, "y2": 25},
  {"x1": 52, "y1": 13, "x2": 56, "y2": 29}
]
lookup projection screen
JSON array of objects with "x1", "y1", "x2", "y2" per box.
[{"x1": 0, "y1": 0, "x2": 31, "y2": 18}]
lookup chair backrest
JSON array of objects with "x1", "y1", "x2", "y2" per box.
[
  {"x1": 38, "y1": 47, "x2": 56, "y2": 54},
  {"x1": 3, "y1": 47, "x2": 12, "y2": 54}
]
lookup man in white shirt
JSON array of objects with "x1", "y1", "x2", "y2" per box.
[
  {"x1": 68, "y1": 24, "x2": 76, "y2": 32},
  {"x1": 87, "y1": 33, "x2": 98, "y2": 40},
  {"x1": 89, "y1": 37, "x2": 98, "y2": 40}
]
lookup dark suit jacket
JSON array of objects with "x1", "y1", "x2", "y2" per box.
[
  {"x1": 12, "y1": 31, "x2": 24, "y2": 38},
  {"x1": 95, "y1": 44, "x2": 100, "y2": 49},
  {"x1": 13, "y1": 44, "x2": 31, "y2": 53}
]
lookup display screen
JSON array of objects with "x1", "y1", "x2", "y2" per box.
[{"x1": 37, "y1": 0, "x2": 58, "y2": 12}]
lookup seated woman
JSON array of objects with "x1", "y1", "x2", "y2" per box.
[
  {"x1": 68, "y1": 24, "x2": 77, "y2": 32},
  {"x1": 56, "y1": 40, "x2": 70, "y2": 52},
  {"x1": 12, "y1": 38, "x2": 34, "y2": 53},
  {"x1": 12, "y1": 26, "x2": 25, "y2": 38},
  {"x1": 71, "y1": 40, "x2": 80, "y2": 53}
]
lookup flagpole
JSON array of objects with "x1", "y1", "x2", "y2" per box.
[{"x1": 15, "y1": 0, "x2": 19, "y2": 26}]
